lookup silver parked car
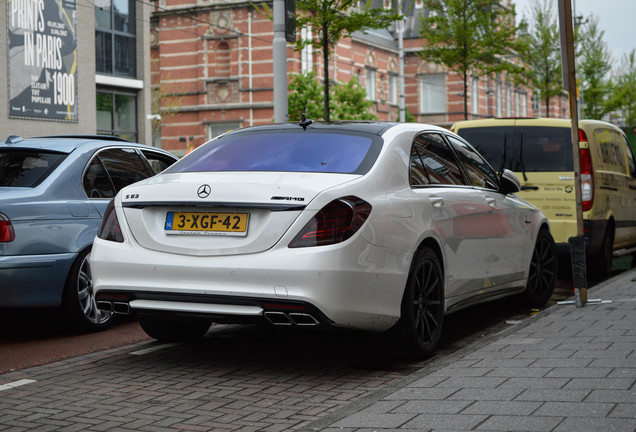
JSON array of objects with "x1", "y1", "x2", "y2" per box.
[{"x1": 0, "y1": 135, "x2": 178, "y2": 331}]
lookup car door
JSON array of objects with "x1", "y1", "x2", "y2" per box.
[
  {"x1": 446, "y1": 134, "x2": 532, "y2": 288},
  {"x1": 408, "y1": 132, "x2": 493, "y2": 301}
]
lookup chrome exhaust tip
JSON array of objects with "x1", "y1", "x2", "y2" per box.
[
  {"x1": 96, "y1": 301, "x2": 113, "y2": 312},
  {"x1": 264, "y1": 311, "x2": 293, "y2": 325},
  {"x1": 289, "y1": 313, "x2": 320, "y2": 326},
  {"x1": 112, "y1": 302, "x2": 131, "y2": 315}
]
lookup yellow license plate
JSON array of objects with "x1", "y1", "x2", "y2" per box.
[{"x1": 165, "y1": 211, "x2": 248, "y2": 236}]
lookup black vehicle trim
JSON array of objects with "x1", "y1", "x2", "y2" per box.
[
  {"x1": 122, "y1": 201, "x2": 306, "y2": 211},
  {"x1": 95, "y1": 291, "x2": 333, "y2": 324}
]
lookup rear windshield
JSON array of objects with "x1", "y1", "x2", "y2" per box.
[
  {"x1": 165, "y1": 131, "x2": 381, "y2": 174},
  {"x1": 0, "y1": 150, "x2": 67, "y2": 187},
  {"x1": 457, "y1": 126, "x2": 573, "y2": 173}
]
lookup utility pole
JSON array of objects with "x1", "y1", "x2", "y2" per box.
[
  {"x1": 273, "y1": 0, "x2": 288, "y2": 123},
  {"x1": 558, "y1": 0, "x2": 586, "y2": 307}
]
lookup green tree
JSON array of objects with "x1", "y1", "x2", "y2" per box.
[
  {"x1": 577, "y1": 15, "x2": 612, "y2": 119},
  {"x1": 330, "y1": 77, "x2": 377, "y2": 120},
  {"x1": 607, "y1": 50, "x2": 636, "y2": 126},
  {"x1": 418, "y1": 0, "x2": 523, "y2": 119},
  {"x1": 294, "y1": 0, "x2": 401, "y2": 121},
  {"x1": 287, "y1": 72, "x2": 376, "y2": 121},
  {"x1": 288, "y1": 71, "x2": 324, "y2": 121},
  {"x1": 517, "y1": 0, "x2": 562, "y2": 118}
]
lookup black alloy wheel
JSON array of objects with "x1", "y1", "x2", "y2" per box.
[
  {"x1": 388, "y1": 246, "x2": 444, "y2": 360},
  {"x1": 524, "y1": 228, "x2": 557, "y2": 307}
]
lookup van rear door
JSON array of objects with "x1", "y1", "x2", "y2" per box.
[{"x1": 512, "y1": 121, "x2": 577, "y2": 246}]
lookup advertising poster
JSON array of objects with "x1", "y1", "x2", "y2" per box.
[{"x1": 8, "y1": 0, "x2": 78, "y2": 122}]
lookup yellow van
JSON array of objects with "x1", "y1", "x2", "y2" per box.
[{"x1": 451, "y1": 118, "x2": 636, "y2": 275}]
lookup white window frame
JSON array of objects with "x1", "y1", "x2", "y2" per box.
[
  {"x1": 471, "y1": 76, "x2": 479, "y2": 115},
  {"x1": 419, "y1": 74, "x2": 446, "y2": 113},
  {"x1": 495, "y1": 80, "x2": 502, "y2": 118},
  {"x1": 301, "y1": 26, "x2": 313, "y2": 73},
  {"x1": 366, "y1": 68, "x2": 377, "y2": 101},
  {"x1": 389, "y1": 73, "x2": 398, "y2": 105},
  {"x1": 505, "y1": 83, "x2": 512, "y2": 117}
]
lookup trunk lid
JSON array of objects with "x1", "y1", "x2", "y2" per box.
[{"x1": 120, "y1": 172, "x2": 359, "y2": 256}]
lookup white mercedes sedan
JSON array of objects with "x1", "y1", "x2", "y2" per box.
[{"x1": 91, "y1": 121, "x2": 557, "y2": 359}]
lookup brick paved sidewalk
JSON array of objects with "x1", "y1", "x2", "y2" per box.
[{"x1": 311, "y1": 268, "x2": 636, "y2": 432}]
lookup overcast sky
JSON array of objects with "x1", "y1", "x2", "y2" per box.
[{"x1": 513, "y1": 0, "x2": 635, "y2": 67}]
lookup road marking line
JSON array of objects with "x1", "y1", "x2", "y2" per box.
[
  {"x1": 0, "y1": 379, "x2": 37, "y2": 391},
  {"x1": 130, "y1": 343, "x2": 179, "y2": 355}
]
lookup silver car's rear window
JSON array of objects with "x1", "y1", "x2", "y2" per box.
[
  {"x1": 0, "y1": 150, "x2": 67, "y2": 187},
  {"x1": 166, "y1": 131, "x2": 381, "y2": 174}
]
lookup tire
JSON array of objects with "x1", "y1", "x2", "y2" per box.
[
  {"x1": 138, "y1": 315, "x2": 212, "y2": 342},
  {"x1": 524, "y1": 229, "x2": 557, "y2": 307},
  {"x1": 385, "y1": 247, "x2": 444, "y2": 360},
  {"x1": 63, "y1": 247, "x2": 115, "y2": 332},
  {"x1": 589, "y1": 225, "x2": 614, "y2": 277}
]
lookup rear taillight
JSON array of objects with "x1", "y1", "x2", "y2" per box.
[
  {"x1": 0, "y1": 214, "x2": 15, "y2": 242},
  {"x1": 97, "y1": 200, "x2": 124, "y2": 243},
  {"x1": 579, "y1": 129, "x2": 593, "y2": 211},
  {"x1": 289, "y1": 196, "x2": 372, "y2": 248}
]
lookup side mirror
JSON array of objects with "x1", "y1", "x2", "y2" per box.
[{"x1": 500, "y1": 169, "x2": 521, "y2": 194}]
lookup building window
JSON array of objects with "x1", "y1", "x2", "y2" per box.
[
  {"x1": 505, "y1": 83, "x2": 512, "y2": 117},
  {"x1": 496, "y1": 80, "x2": 502, "y2": 118},
  {"x1": 389, "y1": 73, "x2": 398, "y2": 105},
  {"x1": 95, "y1": 0, "x2": 136, "y2": 77},
  {"x1": 521, "y1": 92, "x2": 527, "y2": 116},
  {"x1": 208, "y1": 122, "x2": 242, "y2": 140},
  {"x1": 301, "y1": 26, "x2": 313, "y2": 73},
  {"x1": 514, "y1": 91, "x2": 520, "y2": 116},
  {"x1": 96, "y1": 89, "x2": 137, "y2": 141},
  {"x1": 419, "y1": 74, "x2": 446, "y2": 113},
  {"x1": 471, "y1": 76, "x2": 479, "y2": 115},
  {"x1": 366, "y1": 68, "x2": 377, "y2": 101}
]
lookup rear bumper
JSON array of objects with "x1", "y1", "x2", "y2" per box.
[
  {"x1": 0, "y1": 253, "x2": 76, "y2": 307},
  {"x1": 90, "y1": 235, "x2": 412, "y2": 332}
]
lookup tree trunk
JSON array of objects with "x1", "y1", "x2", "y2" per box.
[{"x1": 322, "y1": 21, "x2": 330, "y2": 122}]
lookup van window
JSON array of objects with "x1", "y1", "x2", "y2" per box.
[{"x1": 457, "y1": 126, "x2": 573, "y2": 173}]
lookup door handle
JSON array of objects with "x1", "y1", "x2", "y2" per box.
[
  {"x1": 430, "y1": 197, "x2": 444, "y2": 208},
  {"x1": 486, "y1": 197, "x2": 496, "y2": 207}
]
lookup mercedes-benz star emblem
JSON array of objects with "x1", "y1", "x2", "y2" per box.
[{"x1": 197, "y1": 184, "x2": 211, "y2": 198}]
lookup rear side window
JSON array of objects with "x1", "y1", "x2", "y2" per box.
[
  {"x1": 0, "y1": 150, "x2": 66, "y2": 187},
  {"x1": 410, "y1": 133, "x2": 465, "y2": 186},
  {"x1": 166, "y1": 131, "x2": 380, "y2": 174},
  {"x1": 457, "y1": 126, "x2": 573, "y2": 172},
  {"x1": 83, "y1": 148, "x2": 152, "y2": 198}
]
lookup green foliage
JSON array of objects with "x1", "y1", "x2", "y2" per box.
[
  {"x1": 418, "y1": 0, "x2": 523, "y2": 119},
  {"x1": 293, "y1": 0, "x2": 401, "y2": 120},
  {"x1": 330, "y1": 78, "x2": 377, "y2": 120},
  {"x1": 577, "y1": 15, "x2": 612, "y2": 119},
  {"x1": 517, "y1": 0, "x2": 562, "y2": 117},
  {"x1": 607, "y1": 50, "x2": 636, "y2": 127},
  {"x1": 287, "y1": 72, "x2": 377, "y2": 121},
  {"x1": 288, "y1": 71, "x2": 324, "y2": 121}
]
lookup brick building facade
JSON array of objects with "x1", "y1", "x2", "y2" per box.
[{"x1": 151, "y1": 0, "x2": 569, "y2": 155}]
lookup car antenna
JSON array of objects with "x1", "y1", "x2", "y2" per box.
[{"x1": 299, "y1": 114, "x2": 313, "y2": 130}]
